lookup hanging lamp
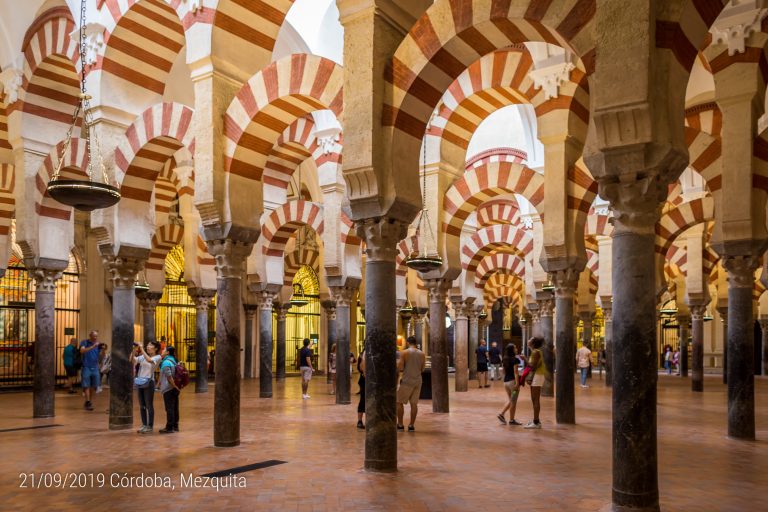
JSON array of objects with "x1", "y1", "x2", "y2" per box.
[
  {"x1": 405, "y1": 135, "x2": 442, "y2": 273},
  {"x1": 540, "y1": 277, "x2": 555, "y2": 293},
  {"x1": 478, "y1": 310, "x2": 488, "y2": 321},
  {"x1": 46, "y1": 0, "x2": 120, "y2": 211}
]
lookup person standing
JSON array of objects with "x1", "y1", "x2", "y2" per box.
[
  {"x1": 299, "y1": 338, "x2": 314, "y2": 399},
  {"x1": 498, "y1": 344, "x2": 522, "y2": 425},
  {"x1": 598, "y1": 347, "x2": 606, "y2": 379},
  {"x1": 79, "y1": 331, "x2": 101, "y2": 411},
  {"x1": 357, "y1": 347, "x2": 366, "y2": 429},
  {"x1": 159, "y1": 346, "x2": 180, "y2": 434},
  {"x1": 63, "y1": 338, "x2": 79, "y2": 394},
  {"x1": 576, "y1": 343, "x2": 592, "y2": 388},
  {"x1": 524, "y1": 337, "x2": 545, "y2": 429},
  {"x1": 396, "y1": 336, "x2": 426, "y2": 432},
  {"x1": 99, "y1": 344, "x2": 112, "y2": 387},
  {"x1": 489, "y1": 341, "x2": 502, "y2": 381},
  {"x1": 328, "y1": 343, "x2": 337, "y2": 395},
  {"x1": 132, "y1": 341, "x2": 161, "y2": 434},
  {"x1": 664, "y1": 345, "x2": 673, "y2": 374},
  {"x1": 475, "y1": 339, "x2": 490, "y2": 388}
]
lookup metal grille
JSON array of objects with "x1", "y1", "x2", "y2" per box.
[{"x1": 0, "y1": 257, "x2": 80, "y2": 389}]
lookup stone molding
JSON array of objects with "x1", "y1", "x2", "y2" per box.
[
  {"x1": 529, "y1": 60, "x2": 575, "y2": 100},
  {"x1": 356, "y1": 217, "x2": 408, "y2": 263},
  {"x1": 104, "y1": 256, "x2": 145, "y2": 289},
  {"x1": 722, "y1": 254, "x2": 761, "y2": 289},
  {"x1": 710, "y1": 3, "x2": 768, "y2": 56},
  {"x1": 206, "y1": 239, "x2": 253, "y2": 279}
]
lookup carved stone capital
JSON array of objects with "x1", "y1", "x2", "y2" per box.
[
  {"x1": 137, "y1": 291, "x2": 163, "y2": 312},
  {"x1": 710, "y1": 5, "x2": 768, "y2": 56},
  {"x1": 579, "y1": 311, "x2": 596, "y2": 325},
  {"x1": 103, "y1": 256, "x2": 145, "y2": 289},
  {"x1": 255, "y1": 290, "x2": 277, "y2": 311},
  {"x1": 599, "y1": 174, "x2": 666, "y2": 235},
  {"x1": 537, "y1": 298, "x2": 554, "y2": 318},
  {"x1": 321, "y1": 299, "x2": 337, "y2": 320},
  {"x1": 275, "y1": 302, "x2": 292, "y2": 321},
  {"x1": 722, "y1": 254, "x2": 760, "y2": 289},
  {"x1": 424, "y1": 278, "x2": 451, "y2": 305},
  {"x1": 355, "y1": 217, "x2": 408, "y2": 263},
  {"x1": 188, "y1": 288, "x2": 215, "y2": 312},
  {"x1": 552, "y1": 268, "x2": 580, "y2": 299},
  {"x1": 206, "y1": 239, "x2": 253, "y2": 279},
  {"x1": 689, "y1": 304, "x2": 708, "y2": 321},
  {"x1": 329, "y1": 285, "x2": 357, "y2": 307},
  {"x1": 31, "y1": 268, "x2": 63, "y2": 293}
]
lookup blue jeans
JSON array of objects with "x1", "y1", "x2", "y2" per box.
[
  {"x1": 81, "y1": 366, "x2": 100, "y2": 389},
  {"x1": 138, "y1": 386, "x2": 155, "y2": 427},
  {"x1": 665, "y1": 361, "x2": 672, "y2": 374},
  {"x1": 580, "y1": 367, "x2": 589, "y2": 386}
]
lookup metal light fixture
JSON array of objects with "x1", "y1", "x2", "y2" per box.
[
  {"x1": 540, "y1": 277, "x2": 555, "y2": 293},
  {"x1": 46, "y1": 0, "x2": 120, "y2": 211},
  {"x1": 289, "y1": 282, "x2": 309, "y2": 307},
  {"x1": 703, "y1": 312, "x2": 714, "y2": 322},
  {"x1": 478, "y1": 310, "x2": 488, "y2": 321},
  {"x1": 405, "y1": 135, "x2": 442, "y2": 273},
  {"x1": 659, "y1": 307, "x2": 678, "y2": 316},
  {"x1": 134, "y1": 270, "x2": 150, "y2": 295}
]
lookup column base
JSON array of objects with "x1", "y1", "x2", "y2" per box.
[
  {"x1": 260, "y1": 392, "x2": 273, "y2": 398},
  {"x1": 195, "y1": 387, "x2": 208, "y2": 394},
  {"x1": 611, "y1": 491, "x2": 660, "y2": 512},
  {"x1": 214, "y1": 440, "x2": 240, "y2": 448},
  {"x1": 364, "y1": 461, "x2": 397, "y2": 473},
  {"x1": 692, "y1": 381, "x2": 703, "y2": 392},
  {"x1": 33, "y1": 413, "x2": 55, "y2": 419},
  {"x1": 109, "y1": 419, "x2": 133, "y2": 431}
]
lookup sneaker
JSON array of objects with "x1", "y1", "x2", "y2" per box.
[
  {"x1": 137, "y1": 425, "x2": 147, "y2": 433},
  {"x1": 509, "y1": 419, "x2": 523, "y2": 426},
  {"x1": 397, "y1": 424, "x2": 404, "y2": 431},
  {"x1": 159, "y1": 428, "x2": 174, "y2": 434},
  {"x1": 302, "y1": 394, "x2": 307, "y2": 399},
  {"x1": 497, "y1": 414, "x2": 507, "y2": 425},
  {"x1": 84, "y1": 401, "x2": 93, "y2": 411},
  {"x1": 407, "y1": 425, "x2": 415, "y2": 432},
  {"x1": 356, "y1": 421, "x2": 365, "y2": 430},
  {"x1": 305, "y1": 394, "x2": 310, "y2": 399},
  {"x1": 140, "y1": 427, "x2": 153, "y2": 434},
  {"x1": 523, "y1": 421, "x2": 542, "y2": 429},
  {"x1": 97, "y1": 386, "x2": 103, "y2": 393}
]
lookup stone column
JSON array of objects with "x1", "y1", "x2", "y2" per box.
[
  {"x1": 537, "y1": 297, "x2": 555, "y2": 397},
  {"x1": 718, "y1": 306, "x2": 728, "y2": 384},
  {"x1": 356, "y1": 218, "x2": 406, "y2": 472},
  {"x1": 243, "y1": 305, "x2": 257, "y2": 379},
  {"x1": 31, "y1": 267, "x2": 63, "y2": 418},
  {"x1": 581, "y1": 312, "x2": 594, "y2": 348},
  {"x1": 677, "y1": 314, "x2": 690, "y2": 378},
  {"x1": 256, "y1": 291, "x2": 276, "y2": 398},
  {"x1": 275, "y1": 303, "x2": 291, "y2": 381},
  {"x1": 207, "y1": 239, "x2": 252, "y2": 447},
  {"x1": 468, "y1": 308, "x2": 479, "y2": 381},
  {"x1": 722, "y1": 255, "x2": 760, "y2": 439},
  {"x1": 690, "y1": 304, "x2": 708, "y2": 392},
  {"x1": 451, "y1": 299, "x2": 470, "y2": 392},
  {"x1": 103, "y1": 254, "x2": 145, "y2": 430},
  {"x1": 553, "y1": 269, "x2": 579, "y2": 424},
  {"x1": 330, "y1": 284, "x2": 356, "y2": 405},
  {"x1": 189, "y1": 288, "x2": 215, "y2": 393},
  {"x1": 138, "y1": 292, "x2": 162, "y2": 344},
  {"x1": 322, "y1": 300, "x2": 337, "y2": 383},
  {"x1": 602, "y1": 301, "x2": 613, "y2": 387},
  {"x1": 424, "y1": 278, "x2": 451, "y2": 413},
  {"x1": 760, "y1": 317, "x2": 768, "y2": 376}
]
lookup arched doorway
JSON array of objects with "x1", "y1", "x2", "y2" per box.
[{"x1": 274, "y1": 265, "x2": 320, "y2": 371}]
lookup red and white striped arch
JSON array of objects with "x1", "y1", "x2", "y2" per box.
[
  {"x1": 584, "y1": 208, "x2": 613, "y2": 237},
  {"x1": 114, "y1": 102, "x2": 195, "y2": 206},
  {"x1": 196, "y1": 234, "x2": 215, "y2": 269},
  {"x1": 261, "y1": 200, "x2": 324, "y2": 257},
  {"x1": 146, "y1": 223, "x2": 184, "y2": 272},
  {"x1": 340, "y1": 212, "x2": 361, "y2": 249},
  {"x1": 154, "y1": 158, "x2": 181, "y2": 217},
  {"x1": 461, "y1": 224, "x2": 533, "y2": 274},
  {"x1": 0, "y1": 95, "x2": 10, "y2": 156},
  {"x1": 656, "y1": 3, "x2": 728, "y2": 72},
  {"x1": 98, "y1": 0, "x2": 185, "y2": 100},
  {"x1": 396, "y1": 234, "x2": 420, "y2": 277},
  {"x1": 0, "y1": 164, "x2": 14, "y2": 239},
  {"x1": 476, "y1": 198, "x2": 521, "y2": 227},
  {"x1": 283, "y1": 246, "x2": 320, "y2": 286},
  {"x1": 36, "y1": 138, "x2": 90, "y2": 221},
  {"x1": 484, "y1": 272, "x2": 524, "y2": 308},
  {"x1": 655, "y1": 197, "x2": 714, "y2": 256},
  {"x1": 223, "y1": 54, "x2": 343, "y2": 184},
  {"x1": 568, "y1": 163, "x2": 598, "y2": 232},
  {"x1": 465, "y1": 147, "x2": 527, "y2": 171},
  {"x1": 474, "y1": 252, "x2": 526, "y2": 289}
]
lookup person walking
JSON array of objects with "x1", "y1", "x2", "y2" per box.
[
  {"x1": 523, "y1": 337, "x2": 545, "y2": 429},
  {"x1": 476, "y1": 339, "x2": 490, "y2": 388},
  {"x1": 357, "y1": 347, "x2": 366, "y2": 429},
  {"x1": 79, "y1": 331, "x2": 101, "y2": 411},
  {"x1": 299, "y1": 338, "x2": 314, "y2": 399},
  {"x1": 497, "y1": 344, "x2": 522, "y2": 426},
  {"x1": 576, "y1": 343, "x2": 592, "y2": 388},
  {"x1": 63, "y1": 338, "x2": 79, "y2": 394},
  {"x1": 489, "y1": 341, "x2": 502, "y2": 381},
  {"x1": 99, "y1": 344, "x2": 112, "y2": 387},
  {"x1": 132, "y1": 341, "x2": 161, "y2": 434},
  {"x1": 329, "y1": 343, "x2": 337, "y2": 395},
  {"x1": 396, "y1": 336, "x2": 426, "y2": 432},
  {"x1": 159, "y1": 346, "x2": 180, "y2": 434}
]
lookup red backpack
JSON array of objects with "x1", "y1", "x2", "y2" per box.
[{"x1": 172, "y1": 360, "x2": 190, "y2": 390}]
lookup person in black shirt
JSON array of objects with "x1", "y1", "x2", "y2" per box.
[
  {"x1": 489, "y1": 341, "x2": 502, "y2": 381},
  {"x1": 299, "y1": 338, "x2": 314, "y2": 399},
  {"x1": 475, "y1": 339, "x2": 490, "y2": 388}
]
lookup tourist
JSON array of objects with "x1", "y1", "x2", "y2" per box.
[
  {"x1": 523, "y1": 337, "x2": 545, "y2": 429},
  {"x1": 396, "y1": 336, "x2": 426, "y2": 432},
  {"x1": 673, "y1": 347, "x2": 681, "y2": 375},
  {"x1": 79, "y1": 331, "x2": 101, "y2": 411},
  {"x1": 299, "y1": 338, "x2": 313, "y2": 399},
  {"x1": 577, "y1": 343, "x2": 592, "y2": 388},
  {"x1": 132, "y1": 341, "x2": 161, "y2": 434},
  {"x1": 475, "y1": 339, "x2": 490, "y2": 388},
  {"x1": 99, "y1": 343, "x2": 111, "y2": 387},
  {"x1": 329, "y1": 343, "x2": 337, "y2": 395},
  {"x1": 498, "y1": 344, "x2": 522, "y2": 426},
  {"x1": 664, "y1": 345, "x2": 673, "y2": 374},
  {"x1": 63, "y1": 338, "x2": 79, "y2": 394},
  {"x1": 357, "y1": 347, "x2": 366, "y2": 429},
  {"x1": 159, "y1": 346, "x2": 180, "y2": 434},
  {"x1": 489, "y1": 341, "x2": 502, "y2": 381},
  {"x1": 598, "y1": 347, "x2": 606, "y2": 379}
]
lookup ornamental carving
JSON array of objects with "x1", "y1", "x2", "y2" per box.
[
  {"x1": 206, "y1": 239, "x2": 253, "y2": 279},
  {"x1": 552, "y1": 268, "x2": 580, "y2": 299},
  {"x1": 722, "y1": 255, "x2": 760, "y2": 289},
  {"x1": 329, "y1": 285, "x2": 356, "y2": 307},
  {"x1": 31, "y1": 268, "x2": 63, "y2": 293},
  {"x1": 355, "y1": 217, "x2": 408, "y2": 263}
]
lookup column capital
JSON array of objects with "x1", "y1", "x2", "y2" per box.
[
  {"x1": 689, "y1": 304, "x2": 708, "y2": 321},
  {"x1": 329, "y1": 285, "x2": 357, "y2": 307},
  {"x1": 551, "y1": 268, "x2": 580, "y2": 299},
  {"x1": 537, "y1": 298, "x2": 554, "y2": 318},
  {"x1": 243, "y1": 304, "x2": 258, "y2": 319},
  {"x1": 759, "y1": 316, "x2": 768, "y2": 329},
  {"x1": 275, "y1": 302, "x2": 292, "y2": 321},
  {"x1": 722, "y1": 254, "x2": 761, "y2": 288},
  {"x1": 255, "y1": 290, "x2": 277, "y2": 311},
  {"x1": 716, "y1": 305, "x2": 728, "y2": 323},
  {"x1": 579, "y1": 310, "x2": 596, "y2": 324},
  {"x1": 424, "y1": 278, "x2": 451, "y2": 304},
  {"x1": 450, "y1": 300, "x2": 468, "y2": 320},
  {"x1": 206, "y1": 239, "x2": 253, "y2": 279},
  {"x1": 600, "y1": 174, "x2": 667, "y2": 235},
  {"x1": 30, "y1": 267, "x2": 63, "y2": 293},
  {"x1": 188, "y1": 287, "x2": 215, "y2": 311},
  {"x1": 355, "y1": 217, "x2": 408, "y2": 263},
  {"x1": 321, "y1": 299, "x2": 337, "y2": 320},
  {"x1": 103, "y1": 255, "x2": 146, "y2": 289},
  {"x1": 137, "y1": 291, "x2": 163, "y2": 311}
]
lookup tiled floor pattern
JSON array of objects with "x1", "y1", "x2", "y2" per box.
[{"x1": 0, "y1": 374, "x2": 766, "y2": 511}]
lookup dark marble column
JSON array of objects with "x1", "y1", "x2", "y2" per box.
[
  {"x1": 718, "y1": 306, "x2": 727, "y2": 384},
  {"x1": 243, "y1": 305, "x2": 257, "y2": 379},
  {"x1": 537, "y1": 297, "x2": 554, "y2": 397},
  {"x1": 581, "y1": 312, "x2": 594, "y2": 348},
  {"x1": 321, "y1": 300, "x2": 337, "y2": 383},
  {"x1": 468, "y1": 308, "x2": 479, "y2": 381},
  {"x1": 425, "y1": 278, "x2": 451, "y2": 413},
  {"x1": 103, "y1": 254, "x2": 145, "y2": 430},
  {"x1": 602, "y1": 300, "x2": 613, "y2": 387},
  {"x1": 677, "y1": 314, "x2": 690, "y2": 377},
  {"x1": 207, "y1": 239, "x2": 253, "y2": 447},
  {"x1": 356, "y1": 218, "x2": 406, "y2": 472},
  {"x1": 256, "y1": 292, "x2": 276, "y2": 398},
  {"x1": 722, "y1": 255, "x2": 760, "y2": 440},
  {"x1": 553, "y1": 269, "x2": 579, "y2": 424},
  {"x1": 31, "y1": 267, "x2": 64, "y2": 418},
  {"x1": 275, "y1": 303, "x2": 291, "y2": 381},
  {"x1": 690, "y1": 304, "x2": 707, "y2": 392},
  {"x1": 452, "y1": 299, "x2": 471, "y2": 392},
  {"x1": 414, "y1": 307, "x2": 427, "y2": 350},
  {"x1": 761, "y1": 318, "x2": 768, "y2": 376},
  {"x1": 330, "y1": 284, "x2": 356, "y2": 405},
  {"x1": 138, "y1": 292, "x2": 162, "y2": 344},
  {"x1": 189, "y1": 288, "x2": 215, "y2": 393}
]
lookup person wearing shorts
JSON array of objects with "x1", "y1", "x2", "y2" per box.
[
  {"x1": 63, "y1": 338, "x2": 79, "y2": 393},
  {"x1": 497, "y1": 344, "x2": 522, "y2": 426},
  {"x1": 299, "y1": 338, "x2": 313, "y2": 399},
  {"x1": 396, "y1": 336, "x2": 426, "y2": 432},
  {"x1": 476, "y1": 340, "x2": 490, "y2": 388},
  {"x1": 524, "y1": 337, "x2": 546, "y2": 429},
  {"x1": 80, "y1": 331, "x2": 102, "y2": 411}
]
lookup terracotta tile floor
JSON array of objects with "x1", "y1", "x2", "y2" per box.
[{"x1": 0, "y1": 374, "x2": 766, "y2": 511}]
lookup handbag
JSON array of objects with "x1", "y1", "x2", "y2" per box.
[{"x1": 134, "y1": 376, "x2": 153, "y2": 388}]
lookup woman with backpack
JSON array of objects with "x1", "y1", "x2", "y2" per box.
[
  {"x1": 159, "y1": 345, "x2": 181, "y2": 434},
  {"x1": 131, "y1": 341, "x2": 161, "y2": 434}
]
